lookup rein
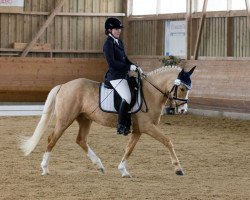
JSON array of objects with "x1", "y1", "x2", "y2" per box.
[{"x1": 142, "y1": 74, "x2": 169, "y2": 97}]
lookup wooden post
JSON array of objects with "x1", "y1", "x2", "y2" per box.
[
  {"x1": 226, "y1": 17, "x2": 234, "y2": 56},
  {"x1": 193, "y1": 0, "x2": 208, "y2": 60},
  {"x1": 245, "y1": 0, "x2": 250, "y2": 33},
  {"x1": 21, "y1": 0, "x2": 65, "y2": 57},
  {"x1": 123, "y1": 0, "x2": 129, "y2": 49},
  {"x1": 156, "y1": 20, "x2": 164, "y2": 55},
  {"x1": 127, "y1": 0, "x2": 133, "y2": 16},
  {"x1": 186, "y1": 0, "x2": 192, "y2": 60},
  {"x1": 227, "y1": 0, "x2": 232, "y2": 11},
  {"x1": 193, "y1": 0, "x2": 198, "y2": 12}
]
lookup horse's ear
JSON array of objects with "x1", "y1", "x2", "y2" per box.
[
  {"x1": 178, "y1": 68, "x2": 185, "y2": 78},
  {"x1": 188, "y1": 66, "x2": 196, "y2": 76}
]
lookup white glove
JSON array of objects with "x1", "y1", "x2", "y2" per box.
[
  {"x1": 137, "y1": 67, "x2": 143, "y2": 74},
  {"x1": 130, "y1": 65, "x2": 137, "y2": 71}
]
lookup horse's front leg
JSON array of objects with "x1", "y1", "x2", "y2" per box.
[
  {"x1": 118, "y1": 131, "x2": 141, "y2": 178},
  {"x1": 143, "y1": 125, "x2": 184, "y2": 176}
]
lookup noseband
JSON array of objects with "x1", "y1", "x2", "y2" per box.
[{"x1": 142, "y1": 75, "x2": 190, "y2": 112}]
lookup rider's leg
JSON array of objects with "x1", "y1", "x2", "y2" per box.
[{"x1": 110, "y1": 79, "x2": 131, "y2": 135}]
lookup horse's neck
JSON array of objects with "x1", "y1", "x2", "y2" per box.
[{"x1": 141, "y1": 68, "x2": 179, "y2": 116}]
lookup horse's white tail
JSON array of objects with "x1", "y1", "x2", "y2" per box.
[{"x1": 20, "y1": 85, "x2": 61, "y2": 156}]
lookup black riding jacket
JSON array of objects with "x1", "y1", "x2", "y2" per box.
[{"x1": 103, "y1": 36, "x2": 133, "y2": 81}]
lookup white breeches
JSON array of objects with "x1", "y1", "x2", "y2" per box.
[{"x1": 110, "y1": 79, "x2": 131, "y2": 104}]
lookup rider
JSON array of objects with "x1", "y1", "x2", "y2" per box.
[{"x1": 103, "y1": 17, "x2": 139, "y2": 136}]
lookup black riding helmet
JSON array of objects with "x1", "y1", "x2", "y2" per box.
[{"x1": 105, "y1": 17, "x2": 124, "y2": 30}]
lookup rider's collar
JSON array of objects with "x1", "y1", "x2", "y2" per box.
[{"x1": 109, "y1": 34, "x2": 119, "y2": 45}]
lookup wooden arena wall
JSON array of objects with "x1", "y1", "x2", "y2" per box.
[
  {"x1": 130, "y1": 56, "x2": 250, "y2": 114},
  {"x1": 0, "y1": 57, "x2": 107, "y2": 101},
  {"x1": 0, "y1": 57, "x2": 249, "y2": 115},
  {"x1": 0, "y1": 0, "x2": 124, "y2": 58}
]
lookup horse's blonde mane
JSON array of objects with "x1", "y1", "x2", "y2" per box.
[{"x1": 147, "y1": 65, "x2": 182, "y2": 77}]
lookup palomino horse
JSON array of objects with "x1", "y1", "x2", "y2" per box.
[{"x1": 20, "y1": 65, "x2": 196, "y2": 177}]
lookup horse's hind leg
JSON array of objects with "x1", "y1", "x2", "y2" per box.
[
  {"x1": 118, "y1": 130, "x2": 141, "y2": 178},
  {"x1": 76, "y1": 115, "x2": 105, "y2": 173},
  {"x1": 40, "y1": 124, "x2": 68, "y2": 175},
  {"x1": 41, "y1": 117, "x2": 75, "y2": 175}
]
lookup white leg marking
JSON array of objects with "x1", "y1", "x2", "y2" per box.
[
  {"x1": 118, "y1": 160, "x2": 132, "y2": 178},
  {"x1": 87, "y1": 146, "x2": 105, "y2": 173},
  {"x1": 41, "y1": 152, "x2": 50, "y2": 175}
]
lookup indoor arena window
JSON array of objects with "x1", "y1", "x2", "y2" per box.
[
  {"x1": 132, "y1": 0, "x2": 186, "y2": 15},
  {"x1": 196, "y1": 0, "x2": 227, "y2": 11},
  {"x1": 231, "y1": 0, "x2": 246, "y2": 10},
  {"x1": 131, "y1": 0, "x2": 248, "y2": 16},
  {"x1": 159, "y1": 0, "x2": 186, "y2": 14},
  {"x1": 132, "y1": 0, "x2": 157, "y2": 15}
]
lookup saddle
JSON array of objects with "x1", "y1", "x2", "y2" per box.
[{"x1": 99, "y1": 77, "x2": 142, "y2": 113}]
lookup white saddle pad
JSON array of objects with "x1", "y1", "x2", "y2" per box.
[{"x1": 99, "y1": 83, "x2": 142, "y2": 113}]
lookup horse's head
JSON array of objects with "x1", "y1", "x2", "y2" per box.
[{"x1": 167, "y1": 66, "x2": 196, "y2": 114}]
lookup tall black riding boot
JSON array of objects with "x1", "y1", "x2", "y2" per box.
[{"x1": 117, "y1": 99, "x2": 130, "y2": 136}]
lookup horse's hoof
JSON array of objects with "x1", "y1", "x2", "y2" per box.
[
  {"x1": 41, "y1": 172, "x2": 50, "y2": 176},
  {"x1": 98, "y1": 168, "x2": 105, "y2": 174},
  {"x1": 175, "y1": 170, "x2": 184, "y2": 176},
  {"x1": 122, "y1": 174, "x2": 132, "y2": 178},
  {"x1": 41, "y1": 167, "x2": 50, "y2": 175}
]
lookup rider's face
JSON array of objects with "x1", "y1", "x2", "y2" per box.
[{"x1": 111, "y1": 28, "x2": 122, "y2": 38}]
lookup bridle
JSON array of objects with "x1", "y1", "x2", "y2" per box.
[
  {"x1": 141, "y1": 74, "x2": 190, "y2": 113},
  {"x1": 168, "y1": 81, "x2": 190, "y2": 113}
]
